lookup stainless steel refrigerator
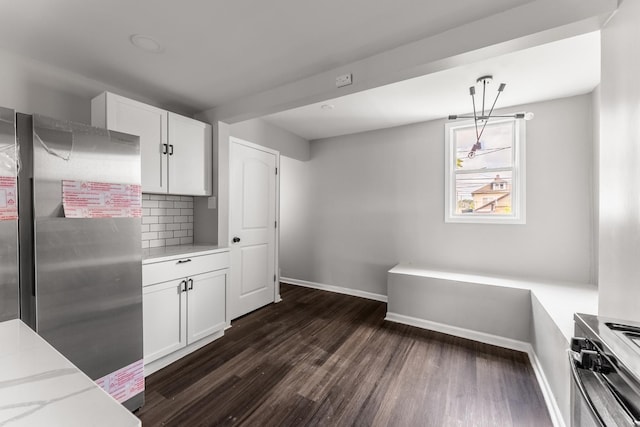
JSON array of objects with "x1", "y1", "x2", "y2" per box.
[
  {"x1": 16, "y1": 113, "x2": 144, "y2": 411},
  {"x1": 0, "y1": 106, "x2": 19, "y2": 322}
]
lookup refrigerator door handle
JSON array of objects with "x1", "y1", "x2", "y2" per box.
[{"x1": 187, "y1": 278, "x2": 193, "y2": 291}]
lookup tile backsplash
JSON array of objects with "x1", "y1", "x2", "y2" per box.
[{"x1": 141, "y1": 194, "x2": 194, "y2": 248}]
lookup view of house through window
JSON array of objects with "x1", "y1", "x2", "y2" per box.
[{"x1": 445, "y1": 117, "x2": 525, "y2": 224}]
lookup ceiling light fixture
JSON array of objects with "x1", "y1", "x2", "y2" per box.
[
  {"x1": 130, "y1": 34, "x2": 165, "y2": 54},
  {"x1": 448, "y1": 75, "x2": 533, "y2": 144}
]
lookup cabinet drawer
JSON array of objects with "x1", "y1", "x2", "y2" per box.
[{"x1": 143, "y1": 251, "x2": 230, "y2": 286}]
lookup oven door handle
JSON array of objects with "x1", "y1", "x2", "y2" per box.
[{"x1": 568, "y1": 351, "x2": 607, "y2": 427}]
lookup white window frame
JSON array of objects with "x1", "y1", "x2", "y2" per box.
[{"x1": 444, "y1": 116, "x2": 526, "y2": 224}]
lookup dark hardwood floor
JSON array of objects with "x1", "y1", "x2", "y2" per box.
[{"x1": 137, "y1": 284, "x2": 552, "y2": 427}]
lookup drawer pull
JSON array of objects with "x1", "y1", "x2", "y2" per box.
[{"x1": 177, "y1": 259, "x2": 192, "y2": 264}]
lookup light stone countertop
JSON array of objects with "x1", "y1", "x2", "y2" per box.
[
  {"x1": 142, "y1": 244, "x2": 229, "y2": 264},
  {"x1": 0, "y1": 319, "x2": 140, "y2": 427}
]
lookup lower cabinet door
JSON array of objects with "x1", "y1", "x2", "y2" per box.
[
  {"x1": 143, "y1": 279, "x2": 187, "y2": 364},
  {"x1": 187, "y1": 270, "x2": 227, "y2": 344}
]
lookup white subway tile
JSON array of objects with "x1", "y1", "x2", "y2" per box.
[
  {"x1": 142, "y1": 200, "x2": 159, "y2": 208},
  {"x1": 142, "y1": 216, "x2": 159, "y2": 224},
  {"x1": 166, "y1": 223, "x2": 181, "y2": 231},
  {"x1": 142, "y1": 232, "x2": 158, "y2": 241},
  {"x1": 142, "y1": 194, "x2": 151, "y2": 200},
  {"x1": 174, "y1": 230, "x2": 188, "y2": 238},
  {"x1": 142, "y1": 208, "x2": 151, "y2": 216},
  {"x1": 180, "y1": 196, "x2": 192, "y2": 201},
  {"x1": 174, "y1": 216, "x2": 188, "y2": 223},
  {"x1": 141, "y1": 224, "x2": 150, "y2": 233},
  {"x1": 159, "y1": 216, "x2": 174, "y2": 224},
  {"x1": 149, "y1": 194, "x2": 167, "y2": 201},
  {"x1": 166, "y1": 208, "x2": 181, "y2": 216},
  {"x1": 180, "y1": 223, "x2": 193, "y2": 230},
  {"x1": 187, "y1": 229, "x2": 193, "y2": 237},
  {"x1": 141, "y1": 240, "x2": 150, "y2": 249},
  {"x1": 149, "y1": 239, "x2": 166, "y2": 248},
  {"x1": 159, "y1": 201, "x2": 174, "y2": 208},
  {"x1": 166, "y1": 195, "x2": 181, "y2": 201},
  {"x1": 149, "y1": 224, "x2": 166, "y2": 232},
  {"x1": 180, "y1": 237, "x2": 193, "y2": 244},
  {"x1": 180, "y1": 209, "x2": 193, "y2": 216},
  {"x1": 158, "y1": 231, "x2": 174, "y2": 239},
  {"x1": 174, "y1": 201, "x2": 189, "y2": 209},
  {"x1": 166, "y1": 238, "x2": 181, "y2": 246}
]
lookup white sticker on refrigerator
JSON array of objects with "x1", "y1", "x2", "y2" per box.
[
  {"x1": 0, "y1": 176, "x2": 18, "y2": 221},
  {"x1": 62, "y1": 180, "x2": 142, "y2": 218},
  {"x1": 95, "y1": 359, "x2": 145, "y2": 404}
]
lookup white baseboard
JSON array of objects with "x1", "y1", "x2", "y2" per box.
[
  {"x1": 526, "y1": 348, "x2": 567, "y2": 427},
  {"x1": 280, "y1": 277, "x2": 388, "y2": 303},
  {"x1": 385, "y1": 312, "x2": 565, "y2": 427},
  {"x1": 384, "y1": 312, "x2": 530, "y2": 352}
]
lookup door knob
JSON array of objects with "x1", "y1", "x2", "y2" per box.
[{"x1": 232, "y1": 236, "x2": 241, "y2": 243}]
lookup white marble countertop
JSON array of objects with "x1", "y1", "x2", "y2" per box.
[
  {"x1": 0, "y1": 319, "x2": 140, "y2": 427},
  {"x1": 142, "y1": 244, "x2": 229, "y2": 263}
]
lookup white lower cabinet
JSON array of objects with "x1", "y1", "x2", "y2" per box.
[
  {"x1": 187, "y1": 271, "x2": 227, "y2": 343},
  {"x1": 143, "y1": 279, "x2": 187, "y2": 363},
  {"x1": 142, "y1": 250, "x2": 229, "y2": 372}
]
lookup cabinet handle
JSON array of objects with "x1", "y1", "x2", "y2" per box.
[
  {"x1": 162, "y1": 143, "x2": 168, "y2": 155},
  {"x1": 169, "y1": 144, "x2": 174, "y2": 156},
  {"x1": 179, "y1": 280, "x2": 187, "y2": 293},
  {"x1": 188, "y1": 278, "x2": 194, "y2": 291},
  {"x1": 177, "y1": 259, "x2": 192, "y2": 264}
]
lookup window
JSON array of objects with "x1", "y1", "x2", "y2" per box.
[{"x1": 444, "y1": 117, "x2": 526, "y2": 224}]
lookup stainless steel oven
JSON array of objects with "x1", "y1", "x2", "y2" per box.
[{"x1": 571, "y1": 314, "x2": 640, "y2": 426}]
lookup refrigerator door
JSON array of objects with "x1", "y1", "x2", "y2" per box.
[
  {"x1": 31, "y1": 115, "x2": 144, "y2": 410},
  {"x1": 0, "y1": 107, "x2": 18, "y2": 321}
]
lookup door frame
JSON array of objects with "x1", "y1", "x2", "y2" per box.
[{"x1": 228, "y1": 136, "x2": 281, "y2": 304}]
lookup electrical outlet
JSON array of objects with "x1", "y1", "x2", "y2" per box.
[
  {"x1": 336, "y1": 73, "x2": 352, "y2": 88},
  {"x1": 207, "y1": 196, "x2": 217, "y2": 209}
]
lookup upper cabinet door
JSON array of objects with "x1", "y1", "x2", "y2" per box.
[
  {"x1": 167, "y1": 112, "x2": 212, "y2": 196},
  {"x1": 92, "y1": 92, "x2": 168, "y2": 193}
]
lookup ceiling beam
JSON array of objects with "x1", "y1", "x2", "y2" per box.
[{"x1": 198, "y1": 0, "x2": 617, "y2": 125}]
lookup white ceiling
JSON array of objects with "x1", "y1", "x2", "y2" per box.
[
  {"x1": 262, "y1": 31, "x2": 601, "y2": 140},
  {"x1": 0, "y1": 0, "x2": 533, "y2": 113}
]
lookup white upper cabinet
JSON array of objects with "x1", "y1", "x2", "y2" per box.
[
  {"x1": 168, "y1": 112, "x2": 212, "y2": 196},
  {"x1": 91, "y1": 92, "x2": 212, "y2": 196}
]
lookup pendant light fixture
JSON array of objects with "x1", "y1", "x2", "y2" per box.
[{"x1": 448, "y1": 75, "x2": 533, "y2": 149}]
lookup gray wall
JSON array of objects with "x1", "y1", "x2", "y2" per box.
[
  {"x1": 230, "y1": 118, "x2": 310, "y2": 161},
  {"x1": 0, "y1": 49, "x2": 91, "y2": 123},
  {"x1": 0, "y1": 47, "x2": 168, "y2": 124},
  {"x1": 598, "y1": 0, "x2": 640, "y2": 321},
  {"x1": 280, "y1": 156, "x2": 313, "y2": 279},
  {"x1": 280, "y1": 94, "x2": 595, "y2": 295}
]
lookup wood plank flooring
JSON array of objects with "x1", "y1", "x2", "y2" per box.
[{"x1": 136, "y1": 283, "x2": 552, "y2": 427}]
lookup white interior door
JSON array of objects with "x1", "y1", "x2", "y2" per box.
[{"x1": 229, "y1": 139, "x2": 278, "y2": 319}]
